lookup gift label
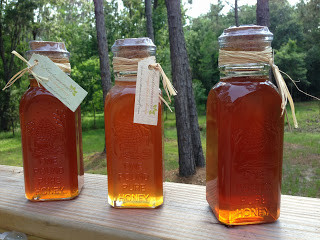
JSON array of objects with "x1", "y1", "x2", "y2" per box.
[
  {"x1": 28, "y1": 54, "x2": 87, "y2": 112},
  {"x1": 134, "y1": 56, "x2": 160, "y2": 126}
]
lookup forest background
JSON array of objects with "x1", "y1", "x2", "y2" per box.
[{"x1": 0, "y1": 0, "x2": 319, "y2": 197}]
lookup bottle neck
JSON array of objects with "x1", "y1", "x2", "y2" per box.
[
  {"x1": 29, "y1": 78, "x2": 44, "y2": 87},
  {"x1": 114, "y1": 69, "x2": 138, "y2": 86},
  {"x1": 220, "y1": 64, "x2": 270, "y2": 80},
  {"x1": 115, "y1": 79, "x2": 137, "y2": 86},
  {"x1": 218, "y1": 38, "x2": 272, "y2": 81}
]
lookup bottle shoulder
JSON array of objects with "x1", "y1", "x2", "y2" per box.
[
  {"x1": 20, "y1": 87, "x2": 65, "y2": 111},
  {"x1": 109, "y1": 84, "x2": 136, "y2": 94},
  {"x1": 105, "y1": 84, "x2": 136, "y2": 103},
  {"x1": 208, "y1": 79, "x2": 281, "y2": 104},
  {"x1": 104, "y1": 85, "x2": 133, "y2": 113},
  {"x1": 21, "y1": 87, "x2": 54, "y2": 100},
  {"x1": 210, "y1": 79, "x2": 278, "y2": 93}
]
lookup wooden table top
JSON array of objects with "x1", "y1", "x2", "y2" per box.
[{"x1": 0, "y1": 165, "x2": 319, "y2": 240}]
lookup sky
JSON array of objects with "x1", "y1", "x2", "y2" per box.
[{"x1": 182, "y1": 0, "x2": 301, "y2": 18}]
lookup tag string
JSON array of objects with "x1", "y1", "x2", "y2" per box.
[
  {"x1": 113, "y1": 57, "x2": 141, "y2": 72},
  {"x1": 149, "y1": 63, "x2": 177, "y2": 103},
  {"x1": 269, "y1": 58, "x2": 298, "y2": 128},
  {"x1": 2, "y1": 51, "x2": 49, "y2": 90},
  {"x1": 2, "y1": 51, "x2": 71, "y2": 92},
  {"x1": 113, "y1": 56, "x2": 177, "y2": 112},
  {"x1": 219, "y1": 47, "x2": 273, "y2": 66},
  {"x1": 219, "y1": 47, "x2": 320, "y2": 129}
]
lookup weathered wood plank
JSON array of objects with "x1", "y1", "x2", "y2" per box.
[{"x1": 0, "y1": 165, "x2": 319, "y2": 240}]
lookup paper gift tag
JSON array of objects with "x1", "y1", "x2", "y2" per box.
[
  {"x1": 134, "y1": 56, "x2": 160, "y2": 126},
  {"x1": 28, "y1": 54, "x2": 87, "y2": 112}
]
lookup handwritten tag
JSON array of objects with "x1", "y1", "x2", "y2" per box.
[
  {"x1": 28, "y1": 54, "x2": 87, "y2": 112},
  {"x1": 134, "y1": 56, "x2": 160, "y2": 126}
]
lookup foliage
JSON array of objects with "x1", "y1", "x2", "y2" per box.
[
  {"x1": 269, "y1": 0, "x2": 304, "y2": 50},
  {"x1": 238, "y1": 5, "x2": 256, "y2": 25},
  {"x1": 0, "y1": 0, "x2": 37, "y2": 131},
  {"x1": 192, "y1": 79, "x2": 207, "y2": 107},
  {"x1": 275, "y1": 39, "x2": 308, "y2": 100},
  {"x1": 305, "y1": 46, "x2": 320, "y2": 97},
  {"x1": 296, "y1": 0, "x2": 320, "y2": 51},
  {"x1": 72, "y1": 56, "x2": 104, "y2": 113},
  {"x1": 297, "y1": 0, "x2": 320, "y2": 98},
  {"x1": 185, "y1": 3, "x2": 223, "y2": 94},
  {"x1": 185, "y1": 0, "x2": 318, "y2": 101}
]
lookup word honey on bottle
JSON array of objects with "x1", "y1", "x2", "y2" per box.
[{"x1": 105, "y1": 38, "x2": 163, "y2": 208}]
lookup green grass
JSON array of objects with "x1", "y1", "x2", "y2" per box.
[
  {"x1": 280, "y1": 101, "x2": 320, "y2": 197},
  {"x1": 163, "y1": 112, "x2": 207, "y2": 171},
  {"x1": 82, "y1": 129, "x2": 107, "y2": 175},
  {"x1": 285, "y1": 101, "x2": 320, "y2": 132},
  {"x1": 82, "y1": 128, "x2": 105, "y2": 154},
  {"x1": 81, "y1": 112, "x2": 105, "y2": 130},
  {"x1": 0, "y1": 101, "x2": 319, "y2": 197},
  {"x1": 0, "y1": 131, "x2": 22, "y2": 166},
  {"x1": 282, "y1": 132, "x2": 320, "y2": 197}
]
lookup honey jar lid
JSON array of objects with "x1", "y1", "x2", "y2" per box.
[
  {"x1": 220, "y1": 25, "x2": 273, "y2": 38},
  {"x1": 111, "y1": 38, "x2": 156, "y2": 58},
  {"x1": 219, "y1": 25, "x2": 273, "y2": 51},
  {"x1": 112, "y1": 37, "x2": 155, "y2": 50},
  {"x1": 26, "y1": 41, "x2": 70, "y2": 61}
]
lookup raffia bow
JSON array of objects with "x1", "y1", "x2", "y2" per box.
[
  {"x1": 268, "y1": 57, "x2": 298, "y2": 127},
  {"x1": 219, "y1": 47, "x2": 320, "y2": 128},
  {"x1": 2, "y1": 51, "x2": 49, "y2": 90},
  {"x1": 113, "y1": 57, "x2": 177, "y2": 111},
  {"x1": 148, "y1": 63, "x2": 177, "y2": 111}
]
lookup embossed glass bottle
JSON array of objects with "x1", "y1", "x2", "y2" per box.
[
  {"x1": 20, "y1": 41, "x2": 84, "y2": 201},
  {"x1": 206, "y1": 26, "x2": 284, "y2": 225},
  {"x1": 105, "y1": 38, "x2": 163, "y2": 208}
]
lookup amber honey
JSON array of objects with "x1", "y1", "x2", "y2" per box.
[
  {"x1": 105, "y1": 81, "x2": 163, "y2": 208},
  {"x1": 20, "y1": 41, "x2": 84, "y2": 201},
  {"x1": 206, "y1": 26, "x2": 284, "y2": 225},
  {"x1": 105, "y1": 38, "x2": 163, "y2": 208}
]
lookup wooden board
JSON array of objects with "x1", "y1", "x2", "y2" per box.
[{"x1": 0, "y1": 165, "x2": 319, "y2": 240}]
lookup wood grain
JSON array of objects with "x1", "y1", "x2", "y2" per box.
[{"x1": 0, "y1": 165, "x2": 319, "y2": 240}]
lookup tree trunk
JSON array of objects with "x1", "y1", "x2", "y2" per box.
[
  {"x1": 165, "y1": 0, "x2": 205, "y2": 176},
  {"x1": 187, "y1": 75, "x2": 205, "y2": 168},
  {"x1": 256, "y1": 0, "x2": 270, "y2": 27},
  {"x1": 145, "y1": 0, "x2": 154, "y2": 42},
  {"x1": 235, "y1": 0, "x2": 239, "y2": 26},
  {"x1": 93, "y1": 0, "x2": 112, "y2": 153}
]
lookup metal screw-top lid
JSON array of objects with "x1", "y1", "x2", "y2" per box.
[
  {"x1": 219, "y1": 25, "x2": 273, "y2": 51},
  {"x1": 112, "y1": 37, "x2": 156, "y2": 58},
  {"x1": 26, "y1": 41, "x2": 70, "y2": 62}
]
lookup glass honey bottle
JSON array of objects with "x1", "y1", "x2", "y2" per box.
[
  {"x1": 206, "y1": 26, "x2": 284, "y2": 225},
  {"x1": 105, "y1": 38, "x2": 163, "y2": 208},
  {"x1": 20, "y1": 41, "x2": 84, "y2": 201}
]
